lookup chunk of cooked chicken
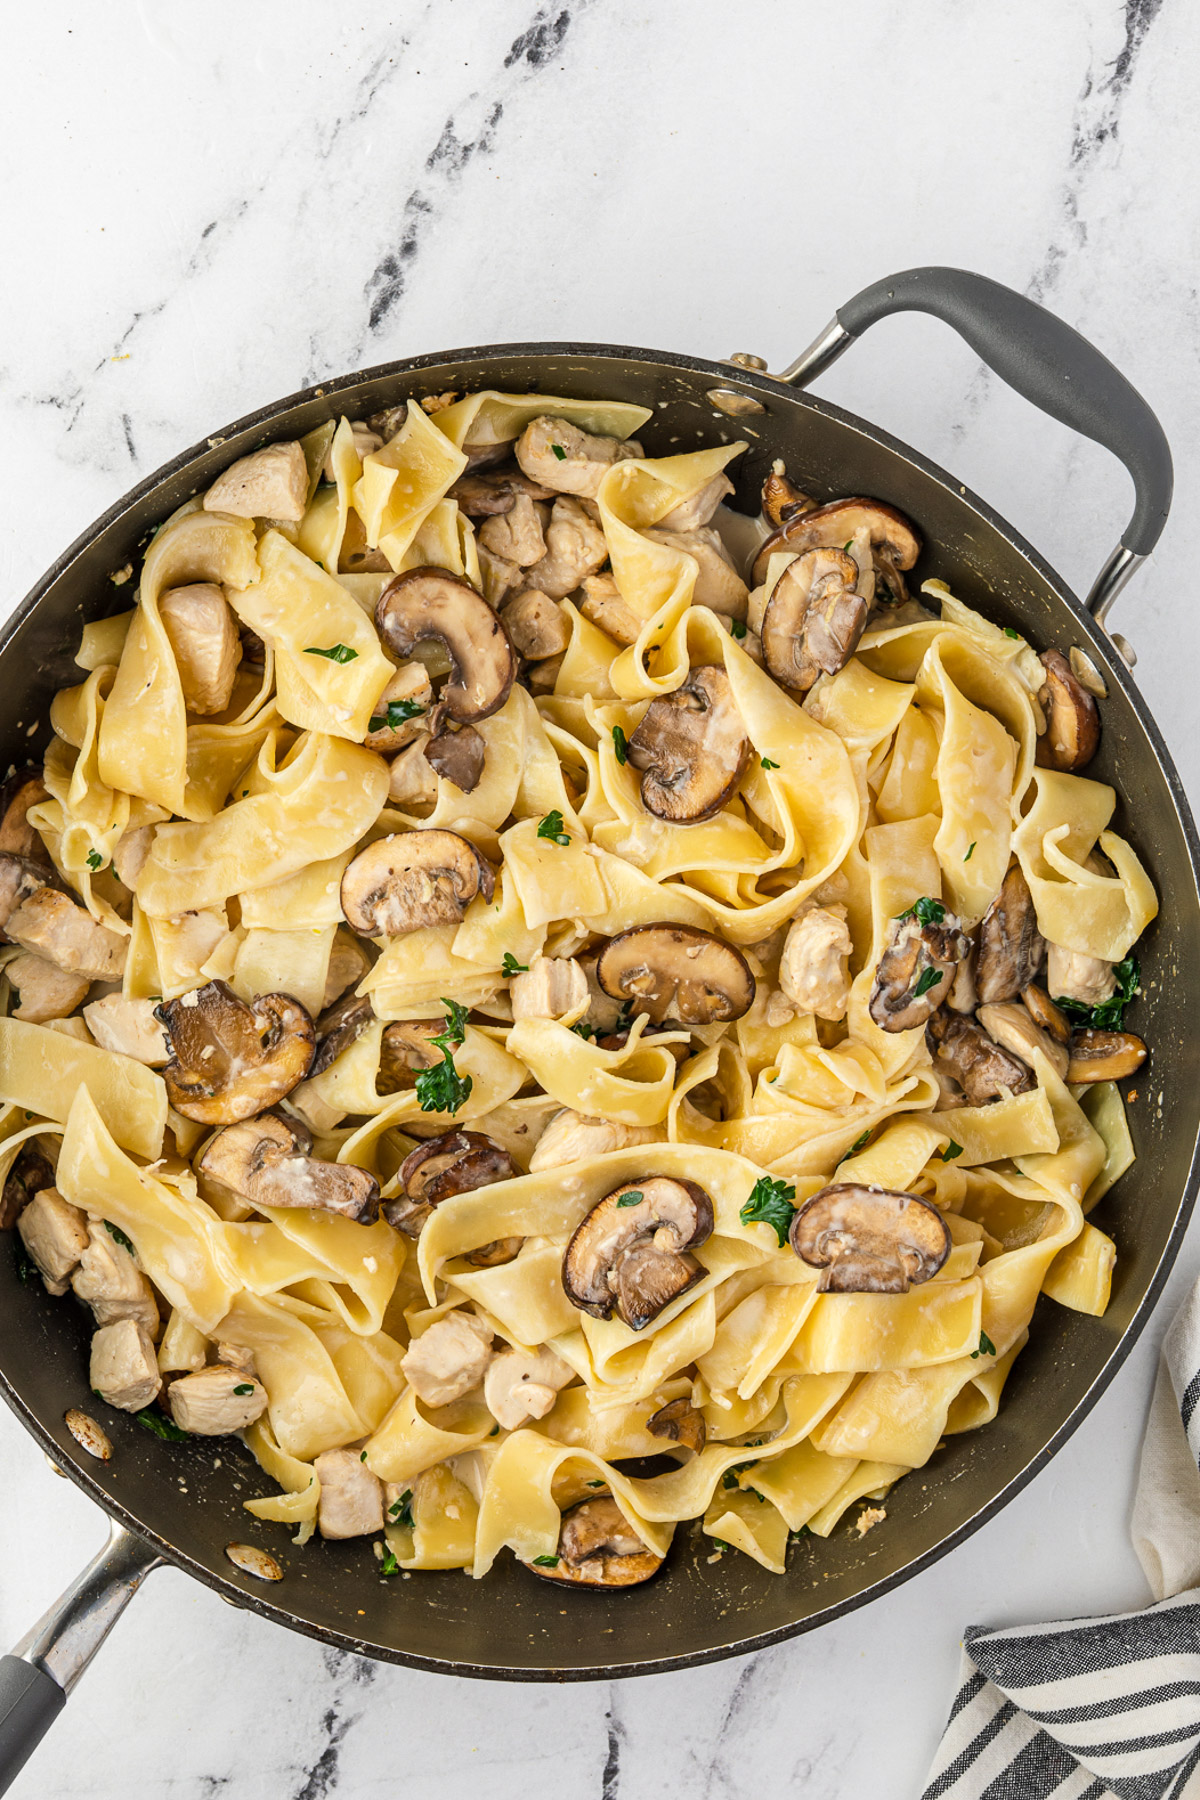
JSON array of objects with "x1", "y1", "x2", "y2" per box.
[
  {"x1": 216, "y1": 1340, "x2": 258, "y2": 1376},
  {"x1": 400, "y1": 1310, "x2": 493, "y2": 1408},
  {"x1": 17, "y1": 1187, "x2": 89, "y2": 1294},
  {"x1": 479, "y1": 494, "x2": 548, "y2": 568},
  {"x1": 484, "y1": 1345, "x2": 575, "y2": 1431},
  {"x1": 500, "y1": 589, "x2": 570, "y2": 662},
  {"x1": 524, "y1": 498, "x2": 609, "y2": 600},
  {"x1": 71, "y1": 1221, "x2": 159, "y2": 1335},
  {"x1": 0, "y1": 853, "x2": 47, "y2": 933},
  {"x1": 643, "y1": 525, "x2": 750, "y2": 619},
  {"x1": 509, "y1": 957, "x2": 589, "y2": 1023},
  {"x1": 1046, "y1": 943, "x2": 1117, "y2": 1006},
  {"x1": 515, "y1": 417, "x2": 642, "y2": 499},
  {"x1": 322, "y1": 422, "x2": 382, "y2": 480},
  {"x1": 5, "y1": 888, "x2": 126, "y2": 981},
  {"x1": 577, "y1": 572, "x2": 642, "y2": 647},
  {"x1": 314, "y1": 1447, "x2": 385, "y2": 1539},
  {"x1": 657, "y1": 472, "x2": 735, "y2": 533},
  {"x1": 112, "y1": 824, "x2": 156, "y2": 890},
  {"x1": 476, "y1": 543, "x2": 522, "y2": 609},
  {"x1": 167, "y1": 1364, "x2": 268, "y2": 1435},
  {"x1": 159, "y1": 584, "x2": 240, "y2": 716},
  {"x1": 362, "y1": 662, "x2": 432, "y2": 753},
  {"x1": 83, "y1": 994, "x2": 170, "y2": 1065},
  {"x1": 322, "y1": 930, "x2": 372, "y2": 1009},
  {"x1": 778, "y1": 905, "x2": 853, "y2": 1021},
  {"x1": 89, "y1": 1318, "x2": 161, "y2": 1412},
  {"x1": 529, "y1": 1109, "x2": 658, "y2": 1173},
  {"x1": 6, "y1": 951, "x2": 90, "y2": 1022},
  {"x1": 203, "y1": 441, "x2": 308, "y2": 522},
  {"x1": 387, "y1": 735, "x2": 439, "y2": 807}
]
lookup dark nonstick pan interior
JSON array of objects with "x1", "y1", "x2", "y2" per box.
[{"x1": 2, "y1": 343, "x2": 1198, "y2": 1679}]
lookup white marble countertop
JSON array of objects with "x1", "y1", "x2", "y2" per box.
[{"x1": 2, "y1": 3, "x2": 1198, "y2": 1795}]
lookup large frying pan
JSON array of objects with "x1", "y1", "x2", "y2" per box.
[{"x1": 1, "y1": 268, "x2": 1195, "y2": 1793}]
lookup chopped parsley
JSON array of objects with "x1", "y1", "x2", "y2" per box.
[
  {"x1": 86, "y1": 850, "x2": 105, "y2": 871},
  {"x1": 895, "y1": 896, "x2": 945, "y2": 926},
  {"x1": 1003, "y1": 627, "x2": 1020, "y2": 640},
  {"x1": 587, "y1": 1479, "x2": 606, "y2": 1488},
  {"x1": 369, "y1": 697, "x2": 425, "y2": 733},
  {"x1": 570, "y1": 1019, "x2": 596, "y2": 1041},
  {"x1": 722, "y1": 1460, "x2": 756, "y2": 1491},
  {"x1": 940, "y1": 1140, "x2": 964, "y2": 1163},
  {"x1": 389, "y1": 1489, "x2": 414, "y2": 1527},
  {"x1": 615, "y1": 1190, "x2": 644, "y2": 1209},
  {"x1": 842, "y1": 539, "x2": 854, "y2": 552},
  {"x1": 415, "y1": 1053, "x2": 473, "y2": 1115},
  {"x1": 489, "y1": 1424, "x2": 499, "y2": 1437},
  {"x1": 913, "y1": 967, "x2": 944, "y2": 1000},
  {"x1": 971, "y1": 1332, "x2": 997, "y2": 1359},
  {"x1": 532, "y1": 1553, "x2": 560, "y2": 1566},
  {"x1": 1054, "y1": 955, "x2": 1139, "y2": 1032},
  {"x1": 431, "y1": 998, "x2": 469, "y2": 1053},
  {"x1": 380, "y1": 1549, "x2": 401, "y2": 1576},
  {"x1": 537, "y1": 809, "x2": 571, "y2": 847},
  {"x1": 104, "y1": 1220, "x2": 135, "y2": 1254},
  {"x1": 501, "y1": 953, "x2": 528, "y2": 977},
  {"x1": 849, "y1": 1128, "x2": 872, "y2": 1155},
  {"x1": 233, "y1": 1383, "x2": 255, "y2": 1396},
  {"x1": 739, "y1": 1175, "x2": 798, "y2": 1247},
  {"x1": 304, "y1": 643, "x2": 358, "y2": 663},
  {"x1": 360, "y1": 1450, "x2": 368, "y2": 1461},
  {"x1": 550, "y1": 444, "x2": 567, "y2": 461},
  {"x1": 963, "y1": 842, "x2": 976, "y2": 862},
  {"x1": 761, "y1": 757, "x2": 780, "y2": 771},
  {"x1": 612, "y1": 724, "x2": 629, "y2": 766},
  {"x1": 710, "y1": 1539, "x2": 732, "y2": 1554},
  {"x1": 134, "y1": 1408, "x2": 189, "y2": 1441},
  {"x1": 729, "y1": 619, "x2": 747, "y2": 640},
  {"x1": 789, "y1": 1525, "x2": 813, "y2": 1541},
  {"x1": 13, "y1": 1242, "x2": 34, "y2": 1284}
]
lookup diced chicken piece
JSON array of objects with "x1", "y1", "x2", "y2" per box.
[
  {"x1": 112, "y1": 825, "x2": 156, "y2": 890},
  {"x1": 643, "y1": 525, "x2": 749, "y2": 619},
  {"x1": 314, "y1": 1447, "x2": 385, "y2": 1539},
  {"x1": 500, "y1": 589, "x2": 570, "y2": 662},
  {"x1": 1046, "y1": 943, "x2": 1117, "y2": 1006},
  {"x1": 526, "y1": 653, "x2": 564, "y2": 695},
  {"x1": 90, "y1": 1318, "x2": 161, "y2": 1412},
  {"x1": 529, "y1": 1109, "x2": 659, "y2": 1173},
  {"x1": 203, "y1": 442, "x2": 309, "y2": 523},
  {"x1": 83, "y1": 994, "x2": 170, "y2": 1065},
  {"x1": 71, "y1": 1221, "x2": 159, "y2": 1335},
  {"x1": 763, "y1": 987, "x2": 796, "y2": 1028},
  {"x1": 322, "y1": 930, "x2": 372, "y2": 1009},
  {"x1": 524, "y1": 498, "x2": 610, "y2": 600},
  {"x1": 17, "y1": 1187, "x2": 89, "y2": 1295},
  {"x1": 578, "y1": 572, "x2": 643, "y2": 647},
  {"x1": 216, "y1": 1340, "x2": 258, "y2": 1376},
  {"x1": 478, "y1": 494, "x2": 548, "y2": 568},
  {"x1": 657, "y1": 473, "x2": 735, "y2": 533},
  {"x1": 158, "y1": 584, "x2": 240, "y2": 717},
  {"x1": 363, "y1": 662, "x2": 432, "y2": 753},
  {"x1": 477, "y1": 543, "x2": 522, "y2": 609},
  {"x1": 287, "y1": 1084, "x2": 347, "y2": 1135},
  {"x1": 5, "y1": 888, "x2": 127, "y2": 981},
  {"x1": 400, "y1": 1310, "x2": 493, "y2": 1408},
  {"x1": 778, "y1": 905, "x2": 853, "y2": 1021},
  {"x1": 484, "y1": 1345, "x2": 575, "y2": 1431},
  {"x1": 322, "y1": 422, "x2": 382, "y2": 480},
  {"x1": 46, "y1": 1017, "x2": 94, "y2": 1044},
  {"x1": 167, "y1": 1364, "x2": 268, "y2": 1435},
  {"x1": 509, "y1": 957, "x2": 589, "y2": 1023},
  {"x1": 387, "y1": 736, "x2": 438, "y2": 807},
  {"x1": 515, "y1": 417, "x2": 642, "y2": 500},
  {"x1": 7, "y1": 951, "x2": 90, "y2": 1022}
]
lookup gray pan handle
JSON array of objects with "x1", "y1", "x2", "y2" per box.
[
  {"x1": 0, "y1": 1521, "x2": 160, "y2": 1795},
  {"x1": 778, "y1": 265, "x2": 1173, "y2": 624}
]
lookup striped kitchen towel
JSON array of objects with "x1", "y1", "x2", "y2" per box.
[{"x1": 922, "y1": 1273, "x2": 1200, "y2": 1799}]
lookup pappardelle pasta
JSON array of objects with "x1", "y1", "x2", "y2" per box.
[{"x1": 1, "y1": 391, "x2": 1154, "y2": 1588}]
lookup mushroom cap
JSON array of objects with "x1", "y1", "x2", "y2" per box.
[
  {"x1": 1066, "y1": 1028, "x2": 1148, "y2": 1083},
  {"x1": 626, "y1": 665, "x2": 751, "y2": 823},
  {"x1": 1036, "y1": 649, "x2": 1101, "y2": 772},
  {"x1": 158, "y1": 981, "x2": 315, "y2": 1125},
  {"x1": 977, "y1": 1000, "x2": 1069, "y2": 1082},
  {"x1": 525, "y1": 1495, "x2": 663, "y2": 1589},
  {"x1": 1021, "y1": 983, "x2": 1071, "y2": 1047},
  {"x1": 789, "y1": 1183, "x2": 950, "y2": 1293},
  {"x1": 384, "y1": 1129, "x2": 516, "y2": 1238},
  {"x1": 377, "y1": 1019, "x2": 442, "y2": 1095},
  {"x1": 761, "y1": 548, "x2": 868, "y2": 693},
  {"x1": 561, "y1": 1174, "x2": 714, "y2": 1329},
  {"x1": 200, "y1": 1113, "x2": 379, "y2": 1221},
  {"x1": 868, "y1": 914, "x2": 969, "y2": 1034},
  {"x1": 199, "y1": 1111, "x2": 312, "y2": 1190},
  {"x1": 761, "y1": 465, "x2": 816, "y2": 529},
  {"x1": 596, "y1": 923, "x2": 755, "y2": 1025},
  {"x1": 646, "y1": 1396, "x2": 707, "y2": 1453},
  {"x1": 340, "y1": 829, "x2": 495, "y2": 937},
  {"x1": 926, "y1": 1008, "x2": 1037, "y2": 1106},
  {"x1": 423, "y1": 724, "x2": 485, "y2": 794},
  {"x1": 751, "y1": 496, "x2": 922, "y2": 588},
  {"x1": 977, "y1": 864, "x2": 1045, "y2": 1004},
  {"x1": 375, "y1": 567, "x2": 516, "y2": 724},
  {"x1": 311, "y1": 992, "x2": 375, "y2": 1077},
  {"x1": 447, "y1": 464, "x2": 556, "y2": 516}
]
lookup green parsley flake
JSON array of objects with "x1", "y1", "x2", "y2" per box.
[
  {"x1": 369, "y1": 697, "x2": 425, "y2": 733},
  {"x1": 415, "y1": 1053, "x2": 473, "y2": 1115},
  {"x1": 389, "y1": 1489, "x2": 414, "y2": 1527},
  {"x1": 739, "y1": 1175, "x2": 798, "y2": 1247},
  {"x1": 615, "y1": 1190, "x2": 644, "y2": 1209},
  {"x1": 849, "y1": 1129, "x2": 871, "y2": 1155},
  {"x1": 431, "y1": 998, "x2": 468, "y2": 1053},
  {"x1": 941, "y1": 1140, "x2": 964, "y2": 1163},
  {"x1": 913, "y1": 967, "x2": 944, "y2": 999},
  {"x1": 360, "y1": 1450, "x2": 368, "y2": 1461},
  {"x1": 532, "y1": 1553, "x2": 560, "y2": 1566},
  {"x1": 1003, "y1": 626, "x2": 1020, "y2": 639},
  {"x1": 729, "y1": 618, "x2": 747, "y2": 640},
  {"x1": 13, "y1": 1243, "x2": 34, "y2": 1284},
  {"x1": 501, "y1": 952, "x2": 528, "y2": 977},
  {"x1": 971, "y1": 1331, "x2": 997, "y2": 1360},
  {"x1": 964, "y1": 842, "x2": 976, "y2": 862},
  {"x1": 550, "y1": 444, "x2": 567, "y2": 461},
  {"x1": 380, "y1": 1549, "x2": 401, "y2": 1576},
  {"x1": 895, "y1": 896, "x2": 946, "y2": 926},
  {"x1": 1054, "y1": 955, "x2": 1139, "y2": 1031},
  {"x1": 570, "y1": 1019, "x2": 595, "y2": 1041},
  {"x1": 134, "y1": 1408, "x2": 189, "y2": 1441},
  {"x1": 489, "y1": 1424, "x2": 499, "y2": 1437},
  {"x1": 761, "y1": 757, "x2": 780, "y2": 771},
  {"x1": 587, "y1": 1479, "x2": 606, "y2": 1488},
  {"x1": 104, "y1": 1220, "x2": 135, "y2": 1254},
  {"x1": 233, "y1": 1383, "x2": 255, "y2": 1396},
  {"x1": 86, "y1": 850, "x2": 105, "y2": 871},
  {"x1": 304, "y1": 643, "x2": 358, "y2": 663},
  {"x1": 612, "y1": 725, "x2": 628, "y2": 766},
  {"x1": 537, "y1": 810, "x2": 571, "y2": 846}
]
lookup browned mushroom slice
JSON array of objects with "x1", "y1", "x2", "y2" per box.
[
  {"x1": 375, "y1": 568, "x2": 516, "y2": 724},
  {"x1": 383, "y1": 1129, "x2": 516, "y2": 1238},
  {"x1": 340, "y1": 830, "x2": 495, "y2": 937},
  {"x1": 561, "y1": 1175, "x2": 714, "y2": 1330},
  {"x1": 524, "y1": 1495, "x2": 663, "y2": 1589},
  {"x1": 976, "y1": 1000, "x2": 1069, "y2": 1081},
  {"x1": 868, "y1": 912, "x2": 969, "y2": 1034},
  {"x1": 789, "y1": 1183, "x2": 950, "y2": 1293},
  {"x1": 1036, "y1": 649, "x2": 1101, "y2": 772},
  {"x1": 761, "y1": 463, "x2": 816, "y2": 528},
  {"x1": 199, "y1": 1112, "x2": 379, "y2": 1223},
  {"x1": 760, "y1": 547, "x2": 867, "y2": 692},
  {"x1": 424, "y1": 724, "x2": 485, "y2": 793},
  {"x1": 976, "y1": 865, "x2": 1045, "y2": 1003},
  {"x1": 376, "y1": 1019, "x2": 442, "y2": 1095},
  {"x1": 647, "y1": 1397, "x2": 707, "y2": 1453},
  {"x1": 0, "y1": 1141, "x2": 56, "y2": 1232},
  {"x1": 626, "y1": 665, "x2": 751, "y2": 823},
  {"x1": 596, "y1": 924, "x2": 755, "y2": 1025},
  {"x1": 751, "y1": 496, "x2": 922, "y2": 589},
  {"x1": 310, "y1": 993, "x2": 375, "y2": 1078},
  {"x1": 926, "y1": 1009, "x2": 1036, "y2": 1106},
  {"x1": 1021, "y1": 983, "x2": 1071, "y2": 1046},
  {"x1": 0, "y1": 851, "x2": 57, "y2": 936},
  {"x1": 157, "y1": 981, "x2": 315, "y2": 1125},
  {"x1": 447, "y1": 464, "x2": 556, "y2": 516},
  {"x1": 1066, "y1": 1029, "x2": 1147, "y2": 1083},
  {"x1": 0, "y1": 768, "x2": 49, "y2": 861}
]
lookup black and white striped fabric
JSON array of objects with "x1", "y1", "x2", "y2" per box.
[{"x1": 923, "y1": 1276, "x2": 1200, "y2": 1799}]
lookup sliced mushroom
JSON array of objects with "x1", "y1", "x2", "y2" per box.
[
  {"x1": 0, "y1": 767, "x2": 49, "y2": 861},
  {"x1": 946, "y1": 942, "x2": 979, "y2": 1015},
  {"x1": 198, "y1": 1112, "x2": 379, "y2": 1222},
  {"x1": 509, "y1": 957, "x2": 589, "y2": 1023},
  {"x1": 483, "y1": 1344, "x2": 574, "y2": 1431},
  {"x1": 424, "y1": 724, "x2": 485, "y2": 793},
  {"x1": 83, "y1": 994, "x2": 171, "y2": 1065},
  {"x1": 1036, "y1": 649, "x2": 1101, "y2": 772},
  {"x1": 499, "y1": 589, "x2": 570, "y2": 662},
  {"x1": 376, "y1": 568, "x2": 516, "y2": 723},
  {"x1": 376, "y1": 1018, "x2": 442, "y2": 1095},
  {"x1": 1046, "y1": 944, "x2": 1116, "y2": 1007},
  {"x1": 515, "y1": 417, "x2": 642, "y2": 500},
  {"x1": 643, "y1": 525, "x2": 750, "y2": 618},
  {"x1": 528, "y1": 1109, "x2": 658, "y2": 1173},
  {"x1": 383, "y1": 1129, "x2": 516, "y2": 1238},
  {"x1": 578, "y1": 572, "x2": 643, "y2": 648},
  {"x1": 167, "y1": 1365, "x2": 269, "y2": 1435},
  {"x1": 340, "y1": 830, "x2": 494, "y2": 937},
  {"x1": 926, "y1": 1008, "x2": 1036, "y2": 1105},
  {"x1": 976, "y1": 865, "x2": 1045, "y2": 1003},
  {"x1": 203, "y1": 441, "x2": 309, "y2": 522},
  {"x1": 476, "y1": 543, "x2": 522, "y2": 609},
  {"x1": 777, "y1": 905, "x2": 852, "y2": 1022},
  {"x1": 761, "y1": 547, "x2": 867, "y2": 692},
  {"x1": 5, "y1": 887, "x2": 126, "y2": 981},
  {"x1": 597, "y1": 924, "x2": 754, "y2": 1025},
  {"x1": 525, "y1": 1495, "x2": 662, "y2": 1589},
  {"x1": 387, "y1": 736, "x2": 439, "y2": 807},
  {"x1": 0, "y1": 851, "x2": 54, "y2": 934},
  {"x1": 751, "y1": 496, "x2": 921, "y2": 588},
  {"x1": 647, "y1": 1397, "x2": 707, "y2": 1453},
  {"x1": 626, "y1": 665, "x2": 751, "y2": 823},
  {"x1": 447, "y1": 463, "x2": 556, "y2": 517},
  {"x1": 523, "y1": 497, "x2": 609, "y2": 600},
  {"x1": 868, "y1": 911, "x2": 969, "y2": 1033},
  {"x1": 658, "y1": 471, "x2": 734, "y2": 532},
  {"x1": 561, "y1": 1175, "x2": 714, "y2": 1330},
  {"x1": 363, "y1": 662, "x2": 432, "y2": 753},
  {"x1": 789, "y1": 1183, "x2": 950, "y2": 1293},
  {"x1": 0, "y1": 1142, "x2": 56, "y2": 1231},
  {"x1": 311, "y1": 991, "x2": 375, "y2": 1077},
  {"x1": 1020, "y1": 983, "x2": 1071, "y2": 1047},
  {"x1": 1067, "y1": 1028, "x2": 1148, "y2": 1083},
  {"x1": 6, "y1": 952, "x2": 91, "y2": 1023},
  {"x1": 479, "y1": 493, "x2": 548, "y2": 567},
  {"x1": 159, "y1": 584, "x2": 240, "y2": 716},
  {"x1": 157, "y1": 980, "x2": 315, "y2": 1124},
  {"x1": 977, "y1": 1000, "x2": 1069, "y2": 1081},
  {"x1": 322, "y1": 930, "x2": 373, "y2": 1010},
  {"x1": 761, "y1": 462, "x2": 816, "y2": 528}
]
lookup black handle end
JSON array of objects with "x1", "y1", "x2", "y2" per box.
[{"x1": 0, "y1": 1656, "x2": 64, "y2": 1796}]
